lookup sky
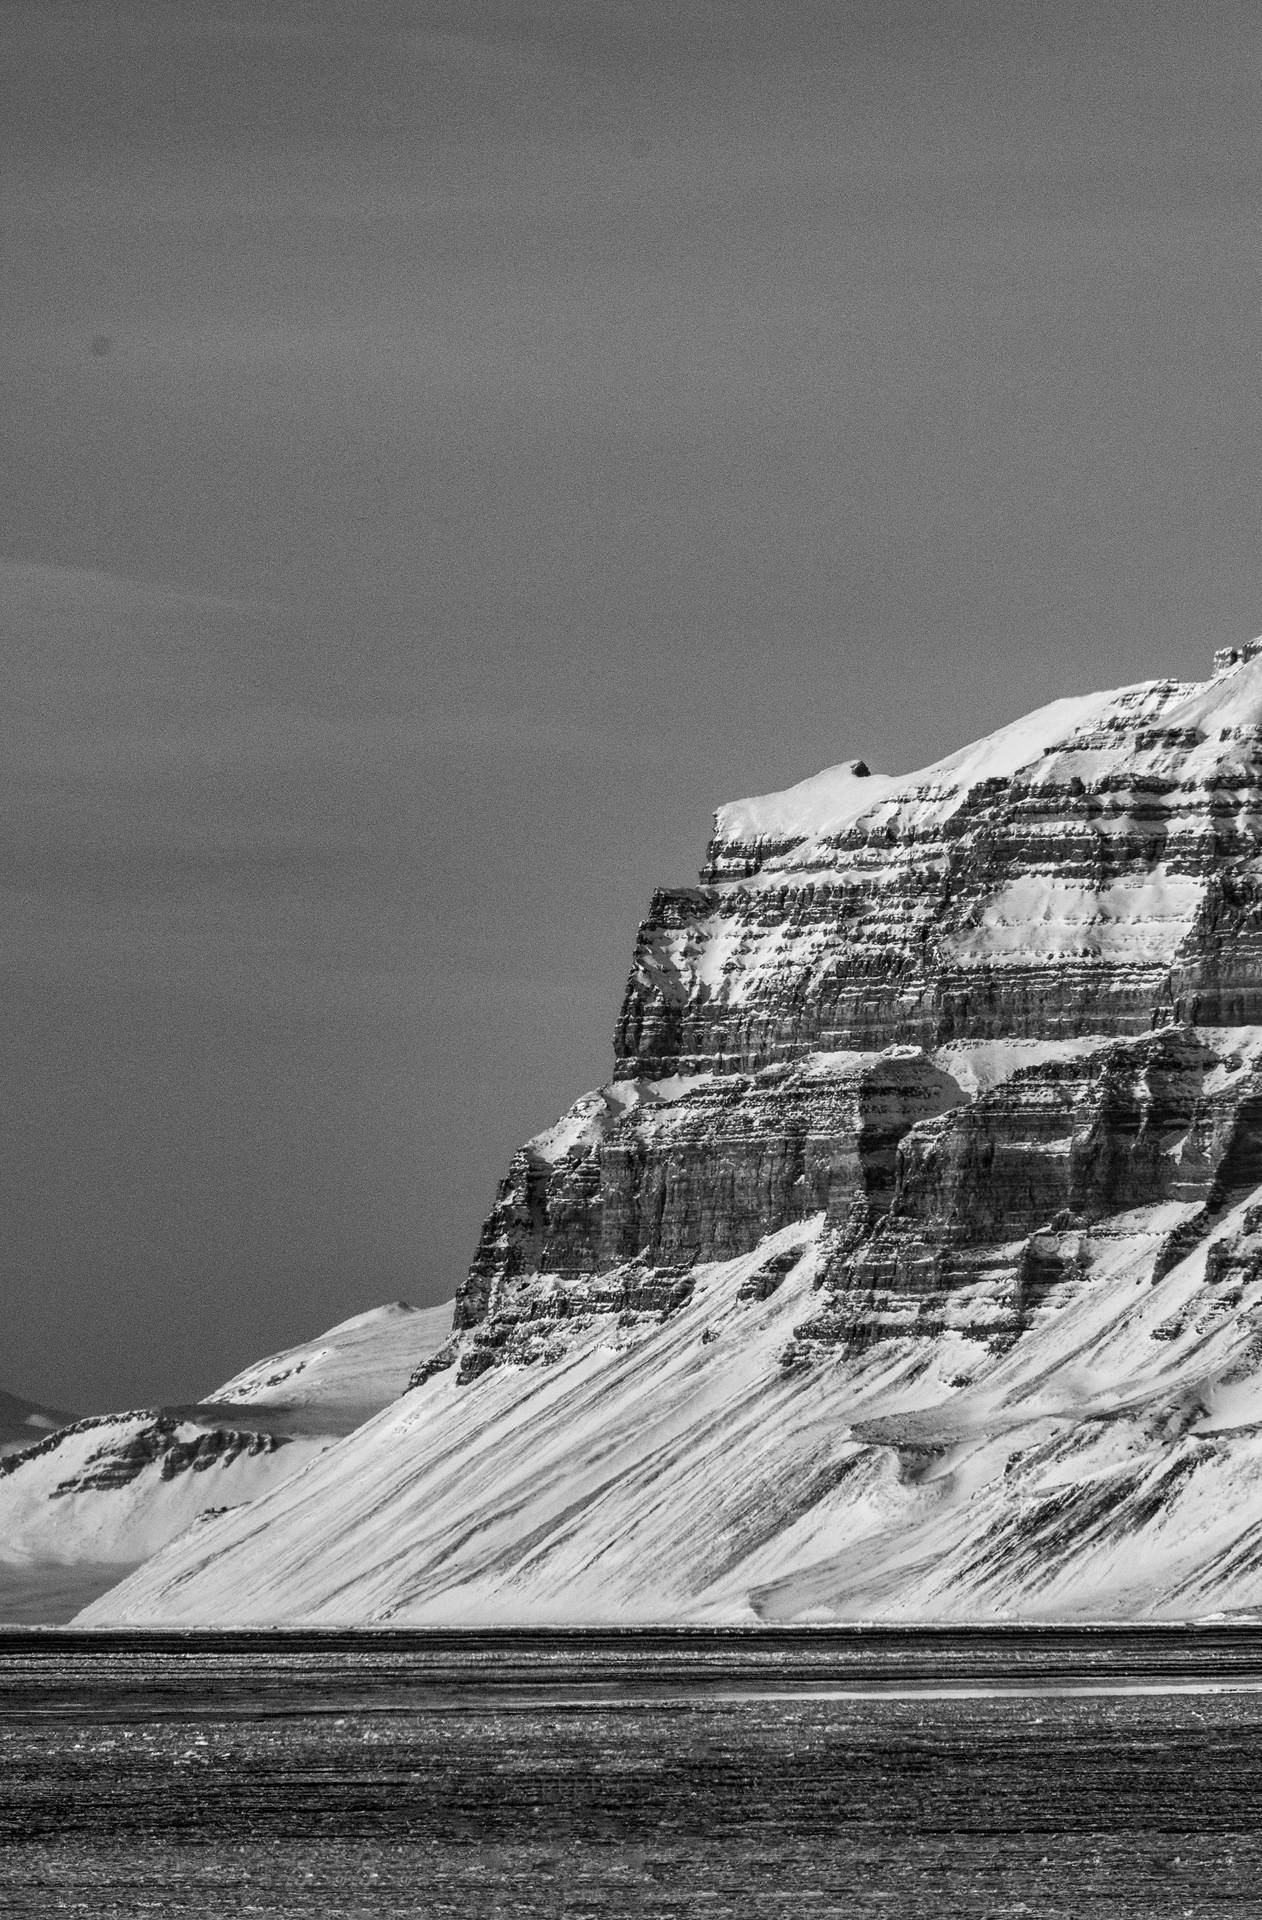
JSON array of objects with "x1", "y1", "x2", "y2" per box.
[{"x1": 7, "y1": 0, "x2": 1262, "y2": 1411}]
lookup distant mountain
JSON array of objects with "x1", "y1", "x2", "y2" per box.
[
  {"x1": 0, "y1": 1300, "x2": 452, "y2": 1624},
  {"x1": 83, "y1": 640, "x2": 1262, "y2": 1625},
  {"x1": 0, "y1": 1389, "x2": 75, "y2": 1458},
  {"x1": 205, "y1": 1299, "x2": 456, "y2": 1427}
]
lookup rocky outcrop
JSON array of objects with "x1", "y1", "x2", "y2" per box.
[
  {"x1": 788, "y1": 1026, "x2": 1262, "y2": 1352},
  {"x1": 36, "y1": 1416, "x2": 289, "y2": 1496},
  {"x1": 853, "y1": 1028, "x2": 1247, "y2": 1277},
  {"x1": 447, "y1": 1023, "x2": 1262, "y2": 1378}
]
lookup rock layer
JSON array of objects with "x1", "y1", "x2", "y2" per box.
[{"x1": 453, "y1": 1053, "x2": 964, "y2": 1335}]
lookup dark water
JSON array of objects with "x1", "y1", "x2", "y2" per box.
[{"x1": 3, "y1": 1628, "x2": 1262, "y2": 1917}]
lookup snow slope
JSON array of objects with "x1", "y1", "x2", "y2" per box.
[
  {"x1": 715, "y1": 687, "x2": 1130, "y2": 845},
  {"x1": 713, "y1": 656, "x2": 1262, "y2": 859},
  {"x1": 79, "y1": 1169, "x2": 1262, "y2": 1626},
  {"x1": 204, "y1": 1299, "x2": 455, "y2": 1427}
]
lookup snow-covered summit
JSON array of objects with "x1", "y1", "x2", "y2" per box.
[
  {"x1": 714, "y1": 684, "x2": 1132, "y2": 847},
  {"x1": 713, "y1": 648, "x2": 1262, "y2": 866},
  {"x1": 716, "y1": 756, "x2": 885, "y2": 843}
]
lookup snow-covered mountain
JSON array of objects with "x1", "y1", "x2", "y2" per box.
[
  {"x1": 84, "y1": 643, "x2": 1262, "y2": 1624},
  {"x1": 206, "y1": 1298, "x2": 454, "y2": 1428},
  {"x1": 0, "y1": 1300, "x2": 452, "y2": 1624}
]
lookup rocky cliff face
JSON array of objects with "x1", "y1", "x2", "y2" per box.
[
  {"x1": 82, "y1": 643, "x2": 1262, "y2": 1625},
  {"x1": 451, "y1": 1051, "x2": 962, "y2": 1333}
]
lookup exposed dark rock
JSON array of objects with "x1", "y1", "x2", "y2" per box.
[
  {"x1": 54, "y1": 1420, "x2": 288, "y2": 1496},
  {"x1": 451, "y1": 1051, "x2": 963, "y2": 1354},
  {"x1": 737, "y1": 1248, "x2": 802, "y2": 1302},
  {"x1": 0, "y1": 1411, "x2": 291, "y2": 1496}
]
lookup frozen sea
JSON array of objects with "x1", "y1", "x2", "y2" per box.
[{"x1": 2, "y1": 1627, "x2": 1262, "y2": 1916}]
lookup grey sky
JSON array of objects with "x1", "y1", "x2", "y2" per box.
[{"x1": 6, "y1": 0, "x2": 1262, "y2": 1409}]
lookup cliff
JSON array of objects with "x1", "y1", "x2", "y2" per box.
[{"x1": 82, "y1": 644, "x2": 1262, "y2": 1624}]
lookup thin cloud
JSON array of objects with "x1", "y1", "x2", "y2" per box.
[{"x1": 0, "y1": 556, "x2": 277, "y2": 618}]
